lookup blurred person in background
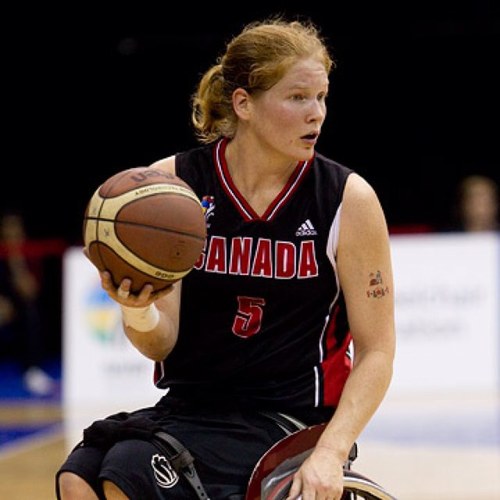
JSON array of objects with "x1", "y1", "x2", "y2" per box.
[
  {"x1": 0, "y1": 210, "x2": 56, "y2": 396},
  {"x1": 450, "y1": 175, "x2": 499, "y2": 232}
]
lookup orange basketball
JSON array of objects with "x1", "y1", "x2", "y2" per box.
[{"x1": 83, "y1": 166, "x2": 207, "y2": 294}]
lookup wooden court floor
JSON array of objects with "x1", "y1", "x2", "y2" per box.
[{"x1": 0, "y1": 402, "x2": 65, "y2": 500}]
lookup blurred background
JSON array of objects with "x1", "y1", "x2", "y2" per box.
[
  {"x1": 5, "y1": 2, "x2": 500, "y2": 237},
  {"x1": 3, "y1": 1, "x2": 500, "y2": 358},
  {"x1": 1, "y1": 2, "x2": 499, "y2": 498}
]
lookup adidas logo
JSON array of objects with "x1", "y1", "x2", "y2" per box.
[{"x1": 295, "y1": 219, "x2": 317, "y2": 236}]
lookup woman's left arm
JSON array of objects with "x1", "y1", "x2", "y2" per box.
[
  {"x1": 287, "y1": 173, "x2": 396, "y2": 499},
  {"x1": 319, "y1": 172, "x2": 396, "y2": 455}
]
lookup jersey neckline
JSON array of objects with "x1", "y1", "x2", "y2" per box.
[{"x1": 213, "y1": 138, "x2": 313, "y2": 222}]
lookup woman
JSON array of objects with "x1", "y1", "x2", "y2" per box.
[{"x1": 57, "y1": 17, "x2": 395, "y2": 499}]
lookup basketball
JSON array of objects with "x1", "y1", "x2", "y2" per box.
[{"x1": 83, "y1": 166, "x2": 207, "y2": 294}]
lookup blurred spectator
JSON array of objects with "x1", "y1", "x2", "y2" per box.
[
  {"x1": 0, "y1": 210, "x2": 56, "y2": 396},
  {"x1": 450, "y1": 175, "x2": 499, "y2": 232}
]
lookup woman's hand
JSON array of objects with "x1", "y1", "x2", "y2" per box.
[
  {"x1": 83, "y1": 244, "x2": 172, "y2": 307},
  {"x1": 286, "y1": 446, "x2": 345, "y2": 500}
]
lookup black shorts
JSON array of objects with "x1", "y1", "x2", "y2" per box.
[{"x1": 56, "y1": 401, "x2": 291, "y2": 499}]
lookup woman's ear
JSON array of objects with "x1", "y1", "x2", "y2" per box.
[{"x1": 232, "y1": 88, "x2": 251, "y2": 120}]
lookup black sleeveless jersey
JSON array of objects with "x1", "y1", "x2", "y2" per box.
[{"x1": 154, "y1": 138, "x2": 354, "y2": 418}]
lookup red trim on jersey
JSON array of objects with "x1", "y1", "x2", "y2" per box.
[
  {"x1": 320, "y1": 307, "x2": 352, "y2": 407},
  {"x1": 154, "y1": 360, "x2": 165, "y2": 386},
  {"x1": 213, "y1": 138, "x2": 313, "y2": 222}
]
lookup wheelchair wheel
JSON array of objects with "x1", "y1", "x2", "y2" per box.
[
  {"x1": 246, "y1": 423, "x2": 398, "y2": 500},
  {"x1": 342, "y1": 468, "x2": 398, "y2": 499},
  {"x1": 263, "y1": 468, "x2": 397, "y2": 500}
]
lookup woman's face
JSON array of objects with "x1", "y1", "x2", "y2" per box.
[{"x1": 249, "y1": 57, "x2": 329, "y2": 162}]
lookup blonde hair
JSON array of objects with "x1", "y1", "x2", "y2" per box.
[{"x1": 191, "y1": 17, "x2": 334, "y2": 144}]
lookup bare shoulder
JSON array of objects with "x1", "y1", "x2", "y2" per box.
[
  {"x1": 341, "y1": 173, "x2": 389, "y2": 236},
  {"x1": 149, "y1": 155, "x2": 176, "y2": 175},
  {"x1": 343, "y1": 173, "x2": 379, "y2": 207}
]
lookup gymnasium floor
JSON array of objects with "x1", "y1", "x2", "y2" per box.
[
  {"x1": 356, "y1": 392, "x2": 500, "y2": 499},
  {"x1": 0, "y1": 359, "x2": 64, "y2": 499},
  {"x1": 1, "y1": 360, "x2": 499, "y2": 500}
]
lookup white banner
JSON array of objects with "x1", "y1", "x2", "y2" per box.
[
  {"x1": 62, "y1": 247, "x2": 162, "y2": 448},
  {"x1": 389, "y1": 232, "x2": 499, "y2": 396},
  {"x1": 62, "y1": 233, "x2": 500, "y2": 446}
]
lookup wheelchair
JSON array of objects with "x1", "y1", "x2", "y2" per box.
[{"x1": 245, "y1": 423, "x2": 398, "y2": 500}]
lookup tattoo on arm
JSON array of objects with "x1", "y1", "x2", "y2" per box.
[{"x1": 366, "y1": 270, "x2": 390, "y2": 298}]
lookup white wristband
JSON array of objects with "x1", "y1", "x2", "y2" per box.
[{"x1": 120, "y1": 303, "x2": 160, "y2": 332}]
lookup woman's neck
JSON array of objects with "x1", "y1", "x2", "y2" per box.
[{"x1": 224, "y1": 138, "x2": 298, "y2": 216}]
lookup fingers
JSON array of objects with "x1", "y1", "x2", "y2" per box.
[
  {"x1": 117, "y1": 288, "x2": 130, "y2": 299},
  {"x1": 286, "y1": 475, "x2": 342, "y2": 500},
  {"x1": 113, "y1": 280, "x2": 133, "y2": 305},
  {"x1": 99, "y1": 273, "x2": 159, "y2": 305},
  {"x1": 100, "y1": 273, "x2": 131, "y2": 303},
  {"x1": 286, "y1": 477, "x2": 302, "y2": 499},
  {"x1": 136, "y1": 283, "x2": 156, "y2": 302}
]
